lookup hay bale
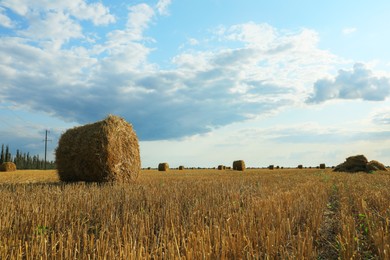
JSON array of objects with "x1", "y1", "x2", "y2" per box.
[
  {"x1": 178, "y1": 165, "x2": 185, "y2": 170},
  {"x1": 158, "y1": 163, "x2": 169, "y2": 171},
  {"x1": 217, "y1": 165, "x2": 224, "y2": 170},
  {"x1": 319, "y1": 163, "x2": 326, "y2": 169},
  {"x1": 55, "y1": 115, "x2": 140, "y2": 183},
  {"x1": 233, "y1": 160, "x2": 245, "y2": 171},
  {"x1": 0, "y1": 162, "x2": 17, "y2": 172},
  {"x1": 334, "y1": 155, "x2": 368, "y2": 173},
  {"x1": 297, "y1": 164, "x2": 303, "y2": 169},
  {"x1": 333, "y1": 155, "x2": 387, "y2": 173},
  {"x1": 367, "y1": 160, "x2": 387, "y2": 171}
]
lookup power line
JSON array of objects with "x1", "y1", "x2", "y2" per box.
[{"x1": 43, "y1": 130, "x2": 52, "y2": 170}]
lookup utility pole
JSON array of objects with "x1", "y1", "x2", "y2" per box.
[{"x1": 43, "y1": 130, "x2": 52, "y2": 170}]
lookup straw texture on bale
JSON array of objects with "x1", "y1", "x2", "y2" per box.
[
  {"x1": 55, "y1": 115, "x2": 140, "y2": 183},
  {"x1": 0, "y1": 162, "x2": 17, "y2": 172},
  {"x1": 158, "y1": 163, "x2": 169, "y2": 171},
  {"x1": 367, "y1": 160, "x2": 387, "y2": 171},
  {"x1": 233, "y1": 160, "x2": 245, "y2": 171}
]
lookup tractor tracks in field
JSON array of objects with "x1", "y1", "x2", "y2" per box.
[{"x1": 316, "y1": 183, "x2": 340, "y2": 259}]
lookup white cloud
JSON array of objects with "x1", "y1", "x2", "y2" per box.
[
  {"x1": 126, "y1": 4, "x2": 155, "y2": 39},
  {"x1": 0, "y1": 7, "x2": 14, "y2": 28},
  {"x1": 156, "y1": 0, "x2": 172, "y2": 15},
  {"x1": 224, "y1": 22, "x2": 276, "y2": 49},
  {"x1": 69, "y1": 1, "x2": 116, "y2": 25},
  {"x1": 1, "y1": 0, "x2": 116, "y2": 49},
  {"x1": 20, "y1": 11, "x2": 84, "y2": 50},
  {"x1": 371, "y1": 108, "x2": 390, "y2": 125},
  {"x1": 1, "y1": 0, "x2": 115, "y2": 25},
  {"x1": 1, "y1": 0, "x2": 29, "y2": 16},
  {"x1": 342, "y1": 27, "x2": 357, "y2": 35},
  {"x1": 307, "y1": 63, "x2": 390, "y2": 103},
  {"x1": 0, "y1": 16, "x2": 357, "y2": 140}
]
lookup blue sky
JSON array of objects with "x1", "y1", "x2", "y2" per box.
[{"x1": 0, "y1": 0, "x2": 389, "y2": 167}]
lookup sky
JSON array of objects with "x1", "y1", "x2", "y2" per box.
[{"x1": 0, "y1": 0, "x2": 389, "y2": 168}]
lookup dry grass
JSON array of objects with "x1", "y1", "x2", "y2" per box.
[{"x1": 0, "y1": 168, "x2": 389, "y2": 259}]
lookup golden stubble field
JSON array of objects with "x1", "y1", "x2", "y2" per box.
[{"x1": 0, "y1": 168, "x2": 389, "y2": 259}]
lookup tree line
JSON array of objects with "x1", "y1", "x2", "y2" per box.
[{"x1": 0, "y1": 144, "x2": 56, "y2": 170}]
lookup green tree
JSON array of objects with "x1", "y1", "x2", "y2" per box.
[
  {"x1": 0, "y1": 144, "x2": 4, "y2": 164},
  {"x1": 5, "y1": 145, "x2": 11, "y2": 162}
]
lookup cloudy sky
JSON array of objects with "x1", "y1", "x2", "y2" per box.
[{"x1": 0, "y1": 0, "x2": 389, "y2": 168}]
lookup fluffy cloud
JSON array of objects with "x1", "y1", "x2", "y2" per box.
[
  {"x1": 0, "y1": 7, "x2": 14, "y2": 28},
  {"x1": 156, "y1": 0, "x2": 172, "y2": 15},
  {"x1": 307, "y1": 63, "x2": 390, "y2": 103},
  {"x1": 1, "y1": 0, "x2": 115, "y2": 24},
  {"x1": 1, "y1": 0, "x2": 115, "y2": 50},
  {"x1": 0, "y1": 2, "x2": 345, "y2": 141}
]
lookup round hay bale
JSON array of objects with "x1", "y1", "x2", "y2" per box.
[
  {"x1": 0, "y1": 162, "x2": 17, "y2": 172},
  {"x1": 55, "y1": 115, "x2": 140, "y2": 183},
  {"x1": 233, "y1": 160, "x2": 245, "y2": 171},
  {"x1": 367, "y1": 160, "x2": 387, "y2": 171},
  {"x1": 319, "y1": 163, "x2": 326, "y2": 169},
  {"x1": 158, "y1": 163, "x2": 169, "y2": 171},
  {"x1": 178, "y1": 165, "x2": 185, "y2": 170}
]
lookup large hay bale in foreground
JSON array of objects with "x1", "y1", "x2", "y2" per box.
[
  {"x1": 334, "y1": 155, "x2": 387, "y2": 173},
  {"x1": 0, "y1": 162, "x2": 17, "y2": 172},
  {"x1": 55, "y1": 115, "x2": 140, "y2": 182},
  {"x1": 158, "y1": 163, "x2": 169, "y2": 171},
  {"x1": 233, "y1": 160, "x2": 245, "y2": 171}
]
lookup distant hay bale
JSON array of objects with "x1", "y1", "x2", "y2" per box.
[
  {"x1": 333, "y1": 155, "x2": 387, "y2": 173},
  {"x1": 55, "y1": 115, "x2": 140, "y2": 183},
  {"x1": 178, "y1": 165, "x2": 185, "y2": 170},
  {"x1": 319, "y1": 163, "x2": 326, "y2": 169},
  {"x1": 0, "y1": 162, "x2": 17, "y2": 172},
  {"x1": 268, "y1": 165, "x2": 274, "y2": 170},
  {"x1": 297, "y1": 164, "x2": 303, "y2": 169},
  {"x1": 217, "y1": 165, "x2": 224, "y2": 170},
  {"x1": 158, "y1": 163, "x2": 169, "y2": 171},
  {"x1": 334, "y1": 155, "x2": 368, "y2": 173},
  {"x1": 233, "y1": 160, "x2": 245, "y2": 171}
]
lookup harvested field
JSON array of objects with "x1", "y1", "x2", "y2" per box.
[{"x1": 0, "y1": 168, "x2": 389, "y2": 259}]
